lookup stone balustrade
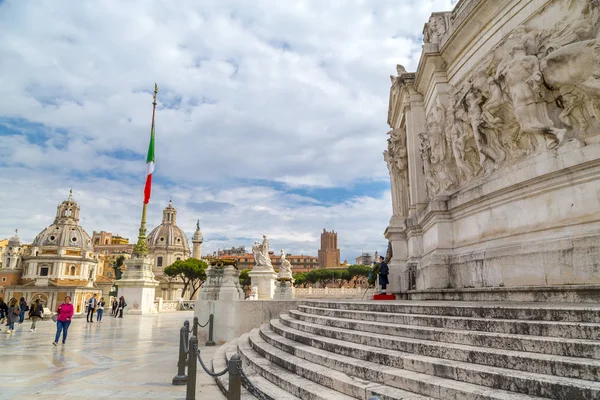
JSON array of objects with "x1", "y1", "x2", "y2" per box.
[{"x1": 154, "y1": 299, "x2": 195, "y2": 312}]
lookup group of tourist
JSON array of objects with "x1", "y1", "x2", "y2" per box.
[{"x1": 0, "y1": 294, "x2": 128, "y2": 345}]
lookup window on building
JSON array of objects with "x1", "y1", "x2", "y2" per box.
[
  {"x1": 70, "y1": 266, "x2": 76, "y2": 276},
  {"x1": 157, "y1": 256, "x2": 163, "y2": 267},
  {"x1": 176, "y1": 257, "x2": 181, "y2": 261},
  {"x1": 1, "y1": 277, "x2": 5, "y2": 282},
  {"x1": 95, "y1": 239, "x2": 100, "y2": 245},
  {"x1": 107, "y1": 271, "x2": 112, "y2": 277},
  {"x1": 105, "y1": 239, "x2": 109, "y2": 245},
  {"x1": 40, "y1": 267, "x2": 49, "y2": 276}
]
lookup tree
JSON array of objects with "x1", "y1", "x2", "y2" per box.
[
  {"x1": 293, "y1": 272, "x2": 308, "y2": 287},
  {"x1": 334, "y1": 269, "x2": 353, "y2": 287},
  {"x1": 112, "y1": 255, "x2": 126, "y2": 280},
  {"x1": 164, "y1": 258, "x2": 208, "y2": 299},
  {"x1": 239, "y1": 269, "x2": 251, "y2": 295},
  {"x1": 308, "y1": 269, "x2": 334, "y2": 287}
]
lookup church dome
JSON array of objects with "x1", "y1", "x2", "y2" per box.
[
  {"x1": 147, "y1": 201, "x2": 191, "y2": 253},
  {"x1": 31, "y1": 190, "x2": 93, "y2": 251},
  {"x1": 8, "y1": 233, "x2": 21, "y2": 247}
]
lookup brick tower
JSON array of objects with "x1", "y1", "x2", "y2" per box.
[{"x1": 318, "y1": 229, "x2": 340, "y2": 269}]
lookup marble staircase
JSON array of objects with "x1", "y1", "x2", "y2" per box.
[{"x1": 212, "y1": 300, "x2": 600, "y2": 399}]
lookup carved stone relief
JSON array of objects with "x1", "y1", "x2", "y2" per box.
[
  {"x1": 413, "y1": 0, "x2": 600, "y2": 199},
  {"x1": 384, "y1": 127, "x2": 409, "y2": 217},
  {"x1": 423, "y1": 13, "x2": 451, "y2": 45},
  {"x1": 419, "y1": 103, "x2": 458, "y2": 197}
]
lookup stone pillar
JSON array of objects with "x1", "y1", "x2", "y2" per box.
[
  {"x1": 118, "y1": 256, "x2": 158, "y2": 315},
  {"x1": 402, "y1": 77, "x2": 429, "y2": 216}
]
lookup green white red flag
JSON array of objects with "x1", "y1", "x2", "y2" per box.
[{"x1": 143, "y1": 124, "x2": 155, "y2": 204}]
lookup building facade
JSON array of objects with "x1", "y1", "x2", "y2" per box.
[
  {"x1": 0, "y1": 191, "x2": 101, "y2": 313},
  {"x1": 146, "y1": 201, "x2": 193, "y2": 300},
  {"x1": 384, "y1": 0, "x2": 600, "y2": 301},
  {"x1": 216, "y1": 252, "x2": 319, "y2": 272},
  {"x1": 318, "y1": 229, "x2": 340, "y2": 269}
]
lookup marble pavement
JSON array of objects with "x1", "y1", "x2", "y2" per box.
[{"x1": 0, "y1": 311, "x2": 225, "y2": 399}]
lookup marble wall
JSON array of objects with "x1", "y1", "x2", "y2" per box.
[{"x1": 385, "y1": 0, "x2": 600, "y2": 300}]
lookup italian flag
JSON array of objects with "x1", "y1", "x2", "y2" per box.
[{"x1": 143, "y1": 124, "x2": 155, "y2": 204}]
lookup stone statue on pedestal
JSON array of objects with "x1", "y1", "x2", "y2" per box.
[
  {"x1": 252, "y1": 235, "x2": 273, "y2": 270},
  {"x1": 278, "y1": 250, "x2": 293, "y2": 280}
]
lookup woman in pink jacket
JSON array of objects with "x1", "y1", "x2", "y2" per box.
[{"x1": 53, "y1": 296, "x2": 74, "y2": 346}]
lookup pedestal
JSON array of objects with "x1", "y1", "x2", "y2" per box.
[
  {"x1": 118, "y1": 257, "x2": 159, "y2": 315},
  {"x1": 218, "y1": 266, "x2": 244, "y2": 301},
  {"x1": 248, "y1": 269, "x2": 277, "y2": 300},
  {"x1": 273, "y1": 280, "x2": 294, "y2": 300}
]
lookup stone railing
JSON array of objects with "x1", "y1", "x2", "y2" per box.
[
  {"x1": 154, "y1": 299, "x2": 196, "y2": 312},
  {"x1": 294, "y1": 286, "x2": 373, "y2": 299}
]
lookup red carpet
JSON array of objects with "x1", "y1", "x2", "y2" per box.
[{"x1": 373, "y1": 294, "x2": 395, "y2": 300}]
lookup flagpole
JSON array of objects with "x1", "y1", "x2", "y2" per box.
[{"x1": 133, "y1": 83, "x2": 158, "y2": 257}]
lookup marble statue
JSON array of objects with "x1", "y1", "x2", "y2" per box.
[
  {"x1": 384, "y1": 128, "x2": 410, "y2": 216},
  {"x1": 252, "y1": 235, "x2": 273, "y2": 269},
  {"x1": 496, "y1": 41, "x2": 566, "y2": 149},
  {"x1": 278, "y1": 250, "x2": 293, "y2": 280}
]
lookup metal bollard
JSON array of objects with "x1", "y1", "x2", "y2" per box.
[
  {"x1": 206, "y1": 314, "x2": 215, "y2": 346},
  {"x1": 192, "y1": 316, "x2": 198, "y2": 338},
  {"x1": 186, "y1": 335, "x2": 198, "y2": 400},
  {"x1": 172, "y1": 321, "x2": 190, "y2": 385},
  {"x1": 227, "y1": 354, "x2": 242, "y2": 400}
]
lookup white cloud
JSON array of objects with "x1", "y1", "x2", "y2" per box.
[{"x1": 0, "y1": 0, "x2": 454, "y2": 260}]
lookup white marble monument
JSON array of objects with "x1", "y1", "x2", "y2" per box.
[
  {"x1": 118, "y1": 256, "x2": 158, "y2": 314},
  {"x1": 248, "y1": 235, "x2": 277, "y2": 300},
  {"x1": 385, "y1": 0, "x2": 600, "y2": 302},
  {"x1": 273, "y1": 249, "x2": 295, "y2": 300}
]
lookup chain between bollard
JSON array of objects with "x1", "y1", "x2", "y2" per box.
[
  {"x1": 238, "y1": 364, "x2": 268, "y2": 400},
  {"x1": 192, "y1": 342, "x2": 229, "y2": 377}
]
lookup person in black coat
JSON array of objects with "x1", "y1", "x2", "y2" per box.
[{"x1": 378, "y1": 256, "x2": 389, "y2": 295}]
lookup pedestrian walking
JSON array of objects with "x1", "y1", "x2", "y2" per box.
[
  {"x1": 111, "y1": 299, "x2": 118, "y2": 317},
  {"x1": 18, "y1": 297, "x2": 28, "y2": 324},
  {"x1": 29, "y1": 299, "x2": 44, "y2": 332},
  {"x1": 115, "y1": 296, "x2": 127, "y2": 318},
  {"x1": 86, "y1": 294, "x2": 98, "y2": 323},
  {"x1": 6, "y1": 298, "x2": 20, "y2": 334},
  {"x1": 53, "y1": 296, "x2": 74, "y2": 346},
  {"x1": 96, "y1": 297, "x2": 105, "y2": 323}
]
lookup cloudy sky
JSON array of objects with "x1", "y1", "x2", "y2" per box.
[{"x1": 0, "y1": 0, "x2": 455, "y2": 262}]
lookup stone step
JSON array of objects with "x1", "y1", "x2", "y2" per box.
[
  {"x1": 237, "y1": 332, "x2": 359, "y2": 400},
  {"x1": 289, "y1": 309, "x2": 600, "y2": 359},
  {"x1": 221, "y1": 338, "x2": 300, "y2": 400},
  {"x1": 212, "y1": 341, "x2": 255, "y2": 400},
  {"x1": 269, "y1": 319, "x2": 600, "y2": 400},
  {"x1": 297, "y1": 305, "x2": 600, "y2": 340},
  {"x1": 247, "y1": 328, "x2": 433, "y2": 400},
  {"x1": 301, "y1": 300, "x2": 600, "y2": 323},
  {"x1": 280, "y1": 314, "x2": 600, "y2": 381}
]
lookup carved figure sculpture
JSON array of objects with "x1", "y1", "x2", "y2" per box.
[
  {"x1": 423, "y1": 13, "x2": 448, "y2": 44},
  {"x1": 88, "y1": 264, "x2": 97, "y2": 282},
  {"x1": 460, "y1": 80, "x2": 506, "y2": 171},
  {"x1": 278, "y1": 250, "x2": 293, "y2": 280},
  {"x1": 425, "y1": 104, "x2": 458, "y2": 194},
  {"x1": 384, "y1": 128, "x2": 410, "y2": 216},
  {"x1": 447, "y1": 103, "x2": 482, "y2": 182},
  {"x1": 496, "y1": 42, "x2": 566, "y2": 149},
  {"x1": 252, "y1": 235, "x2": 273, "y2": 268},
  {"x1": 419, "y1": 131, "x2": 439, "y2": 198}
]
